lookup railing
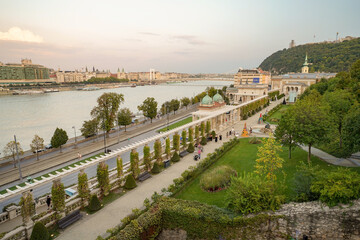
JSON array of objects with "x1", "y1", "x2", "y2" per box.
[{"x1": 1, "y1": 226, "x2": 25, "y2": 240}]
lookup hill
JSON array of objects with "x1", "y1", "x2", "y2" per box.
[{"x1": 259, "y1": 38, "x2": 360, "y2": 74}]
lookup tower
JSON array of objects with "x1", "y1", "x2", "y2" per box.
[{"x1": 301, "y1": 54, "x2": 309, "y2": 73}]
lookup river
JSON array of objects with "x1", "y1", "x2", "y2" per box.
[{"x1": 0, "y1": 80, "x2": 231, "y2": 152}]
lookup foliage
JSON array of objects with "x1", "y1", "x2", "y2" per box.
[
  {"x1": 158, "y1": 116, "x2": 192, "y2": 132},
  {"x1": 169, "y1": 99, "x2": 180, "y2": 115},
  {"x1": 187, "y1": 142, "x2": 195, "y2": 153},
  {"x1": 91, "y1": 92, "x2": 124, "y2": 133},
  {"x1": 30, "y1": 134, "x2": 44, "y2": 160},
  {"x1": 181, "y1": 130, "x2": 187, "y2": 148},
  {"x1": 151, "y1": 162, "x2": 161, "y2": 174},
  {"x1": 51, "y1": 180, "x2": 65, "y2": 212},
  {"x1": 137, "y1": 97, "x2": 158, "y2": 123},
  {"x1": 200, "y1": 136, "x2": 207, "y2": 146},
  {"x1": 19, "y1": 192, "x2": 35, "y2": 222},
  {"x1": 293, "y1": 162, "x2": 320, "y2": 202},
  {"x1": 181, "y1": 97, "x2": 191, "y2": 109},
  {"x1": 211, "y1": 130, "x2": 216, "y2": 139},
  {"x1": 200, "y1": 122, "x2": 205, "y2": 137},
  {"x1": 311, "y1": 168, "x2": 360, "y2": 206},
  {"x1": 87, "y1": 76, "x2": 128, "y2": 84},
  {"x1": 343, "y1": 106, "x2": 360, "y2": 154},
  {"x1": 259, "y1": 38, "x2": 360, "y2": 73},
  {"x1": 89, "y1": 194, "x2": 102, "y2": 212},
  {"x1": 200, "y1": 165, "x2": 236, "y2": 191},
  {"x1": 172, "y1": 133, "x2": 180, "y2": 151},
  {"x1": 248, "y1": 137, "x2": 261, "y2": 144},
  {"x1": 255, "y1": 136, "x2": 284, "y2": 182},
  {"x1": 97, "y1": 162, "x2": 110, "y2": 196},
  {"x1": 116, "y1": 156, "x2": 123, "y2": 178},
  {"x1": 153, "y1": 140, "x2": 162, "y2": 163},
  {"x1": 130, "y1": 150, "x2": 140, "y2": 179},
  {"x1": 268, "y1": 90, "x2": 280, "y2": 99},
  {"x1": 117, "y1": 108, "x2": 133, "y2": 132},
  {"x1": 165, "y1": 138, "x2": 171, "y2": 159},
  {"x1": 240, "y1": 97, "x2": 268, "y2": 120},
  {"x1": 3, "y1": 140, "x2": 24, "y2": 167},
  {"x1": 170, "y1": 151, "x2": 180, "y2": 163},
  {"x1": 143, "y1": 145, "x2": 151, "y2": 171},
  {"x1": 50, "y1": 127, "x2": 68, "y2": 152},
  {"x1": 124, "y1": 174, "x2": 137, "y2": 189},
  {"x1": 226, "y1": 173, "x2": 284, "y2": 214},
  {"x1": 80, "y1": 118, "x2": 99, "y2": 138},
  {"x1": 78, "y1": 170, "x2": 90, "y2": 202},
  {"x1": 188, "y1": 127, "x2": 194, "y2": 143},
  {"x1": 205, "y1": 121, "x2": 211, "y2": 136},
  {"x1": 195, "y1": 125, "x2": 199, "y2": 142},
  {"x1": 30, "y1": 222, "x2": 49, "y2": 240}
]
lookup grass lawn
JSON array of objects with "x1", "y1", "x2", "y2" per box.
[
  {"x1": 158, "y1": 116, "x2": 192, "y2": 133},
  {"x1": 175, "y1": 138, "x2": 360, "y2": 209},
  {"x1": 267, "y1": 105, "x2": 290, "y2": 124}
]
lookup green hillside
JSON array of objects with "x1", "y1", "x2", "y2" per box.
[{"x1": 259, "y1": 38, "x2": 360, "y2": 74}]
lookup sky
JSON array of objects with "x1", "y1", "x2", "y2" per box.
[{"x1": 0, "y1": 0, "x2": 359, "y2": 73}]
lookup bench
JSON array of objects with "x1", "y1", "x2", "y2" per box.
[
  {"x1": 179, "y1": 150, "x2": 189, "y2": 158},
  {"x1": 58, "y1": 210, "x2": 81, "y2": 229},
  {"x1": 138, "y1": 171, "x2": 151, "y2": 182},
  {"x1": 163, "y1": 160, "x2": 170, "y2": 168}
]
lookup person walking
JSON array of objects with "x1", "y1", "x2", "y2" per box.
[
  {"x1": 198, "y1": 148, "x2": 201, "y2": 159},
  {"x1": 46, "y1": 196, "x2": 51, "y2": 210}
]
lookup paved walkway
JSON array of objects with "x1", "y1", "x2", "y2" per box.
[{"x1": 56, "y1": 100, "x2": 282, "y2": 240}]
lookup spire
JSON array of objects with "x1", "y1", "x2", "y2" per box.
[
  {"x1": 117, "y1": 67, "x2": 120, "y2": 72},
  {"x1": 303, "y1": 54, "x2": 308, "y2": 66}
]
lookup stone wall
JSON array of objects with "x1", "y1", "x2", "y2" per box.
[{"x1": 158, "y1": 200, "x2": 360, "y2": 240}]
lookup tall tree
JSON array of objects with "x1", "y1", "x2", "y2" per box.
[
  {"x1": 323, "y1": 90, "x2": 354, "y2": 148},
  {"x1": 181, "y1": 97, "x2": 191, "y2": 109},
  {"x1": 30, "y1": 134, "x2": 44, "y2": 160},
  {"x1": 292, "y1": 91, "x2": 332, "y2": 165},
  {"x1": 51, "y1": 128, "x2": 68, "y2": 153},
  {"x1": 138, "y1": 97, "x2": 158, "y2": 123},
  {"x1": 343, "y1": 106, "x2": 360, "y2": 154},
  {"x1": 117, "y1": 108, "x2": 133, "y2": 132},
  {"x1": 3, "y1": 140, "x2": 24, "y2": 168},
  {"x1": 275, "y1": 108, "x2": 297, "y2": 159},
  {"x1": 91, "y1": 92, "x2": 124, "y2": 134},
  {"x1": 80, "y1": 118, "x2": 99, "y2": 138},
  {"x1": 170, "y1": 99, "x2": 180, "y2": 115}
]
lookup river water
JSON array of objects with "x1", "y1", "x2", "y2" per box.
[{"x1": 0, "y1": 80, "x2": 231, "y2": 151}]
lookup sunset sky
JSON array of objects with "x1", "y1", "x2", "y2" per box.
[{"x1": 0, "y1": 0, "x2": 359, "y2": 73}]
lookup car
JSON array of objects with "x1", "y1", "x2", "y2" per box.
[
  {"x1": 33, "y1": 149, "x2": 45, "y2": 153},
  {"x1": 45, "y1": 144, "x2": 52, "y2": 149}
]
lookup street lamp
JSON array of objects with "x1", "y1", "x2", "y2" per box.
[
  {"x1": 14, "y1": 135, "x2": 23, "y2": 182},
  {"x1": 103, "y1": 120, "x2": 107, "y2": 153},
  {"x1": 167, "y1": 106, "x2": 170, "y2": 131},
  {"x1": 72, "y1": 126, "x2": 77, "y2": 149}
]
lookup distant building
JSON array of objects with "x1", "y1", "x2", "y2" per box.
[
  {"x1": 289, "y1": 40, "x2": 296, "y2": 48},
  {"x1": 56, "y1": 71, "x2": 86, "y2": 83},
  {"x1": 0, "y1": 59, "x2": 52, "y2": 84}
]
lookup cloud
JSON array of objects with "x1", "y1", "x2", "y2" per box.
[
  {"x1": 171, "y1": 35, "x2": 207, "y2": 45},
  {"x1": 138, "y1": 32, "x2": 160, "y2": 36},
  {"x1": 0, "y1": 27, "x2": 44, "y2": 43}
]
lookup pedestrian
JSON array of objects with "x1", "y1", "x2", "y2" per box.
[
  {"x1": 46, "y1": 196, "x2": 51, "y2": 210},
  {"x1": 250, "y1": 127, "x2": 252, "y2": 134},
  {"x1": 78, "y1": 152, "x2": 82, "y2": 160},
  {"x1": 198, "y1": 148, "x2": 201, "y2": 159}
]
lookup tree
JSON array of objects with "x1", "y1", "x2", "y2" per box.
[
  {"x1": 181, "y1": 130, "x2": 187, "y2": 148},
  {"x1": 130, "y1": 150, "x2": 140, "y2": 179},
  {"x1": 343, "y1": 106, "x2": 360, "y2": 154},
  {"x1": 323, "y1": 90, "x2": 354, "y2": 148},
  {"x1": 51, "y1": 127, "x2": 68, "y2": 153},
  {"x1": 97, "y1": 161, "x2": 110, "y2": 197},
  {"x1": 91, "y1": 92, "x2": 124, "y2": 134},
  {"x1": 30, "y1": 222, "x2": 49, "y2": 240},
  {"x1": 80, "y1": 118, "x2": 99, "y2": 138},
  {"x1": 30, "y1": 135, "x2": 44, "y2": 160},
  {"x1": 78, "y1": 170, "x2": 90, "y2": 204},
  {"x1": 275, "y1": 108, "x2": 297, "y2": 159},
  {"x1": 181, "y1": 97, "x2": 191, "y2": 109},
  {"x1": 188, "y1": 127, "x2": 194, "y2": 143},
  {"x1": 195, "y1": 125, "x2": 200, "y2": 143},
  {"x1": 19, "y1": 191, "x2": 35, "y2": 224},
  {"x1": 165, "y1": 138, "x2": 171, "y2": 159},
  {"x1": 3, "y1": 140, "x2": 23, "y2": 168},
  {"x1": 292, "y1": 91, "x2": 332, "y2": 165},
  {"x1": 116, "y1": 156, "x2": 123, "y2": 178},
  {"x1": 169, "y1": 99, "x2": 180, "y2": 115},
  {"x1": 143, "y1": 145, "x2": 151, "y2": 171},
  {"x1": 255, "y1": 136, "x2": 284, "y2": 182},
  {"x1": 200, "y1": 122, "x2": 205, "y2": 137},
  {"x1": 138, "y1": 97, "x2": 158, "y2": 123},
  {"x1": 154, "y1": 140, "x2": 162, "y2": 164},
  {"x1": 160, "y1": 101, "x2": 171, "y2": 115},
  {"x1": 205, "y1": 121, "x2": 211, "y2": 136},
  {"x1": 51, "y1": 179, "x2": 65, "y2": 212},
  {"x1": 173, "y1": 133, "x2": 180, "y2": 152},
  {"x1": 350, "y1": 59, "x2": 360, "y2": 81},
  {"x1": 117, "y1": 108, "x2": 133, "y2": 132}
]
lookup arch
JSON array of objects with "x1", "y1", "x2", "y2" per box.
[
  {"x1": 295, "y1": 87, "x2": 298, "y2": 92},
  {"x1": 287, "y1": 87, "x2": 290, "y2": 92}
]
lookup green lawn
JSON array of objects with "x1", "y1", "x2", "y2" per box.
[
  {"x1": 175, "y1": 138, "x2": 359, "y2": 208},
  {"x1": 266, "y1": 105, "x2": 290, "y2": 124},
  {"x1": 158, "y1": 116, "x2": 192, "y2": 132}
]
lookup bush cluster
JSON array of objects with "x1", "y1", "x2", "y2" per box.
[
  {"x1": 240, "y1": 97, "x2": 268, "y2": 120},
  {"x1": 263, "y1": 103, "x2": 282, "y2": 122},
  {"x1": 124, "y1": 174, "x2": 137, "y2": 189},
  {"x1": 200, "y1": 165, "x2": 236, "y2": 191},
  {"x1": 30, "y1": 222, "x2": 49, "y2": 240},
  {"x1": 151, "y1": 162, "x2": 161, "y2": 174},
  {"x1": 89, "y1": 194, "x2": 102, "y2": 212},
  {"x1": 170, "y1": 151, "x2": 180, "y2": 163}
]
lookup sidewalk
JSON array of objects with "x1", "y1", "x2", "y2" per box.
[
  {"x1": 56, "y1": 100, "x2": 282, "y2": 240},
  {"x1": 0, "y1": 105, "x2": 197, "y2": 187}
]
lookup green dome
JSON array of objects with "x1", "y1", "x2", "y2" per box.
[
  {"x1": 201, "y1": 94, "x2": 213, "y2": 105},
  {"x1": 213, "y1": 93, "x2": 224, "y2": 103}
]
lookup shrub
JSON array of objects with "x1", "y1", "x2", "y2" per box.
[
  {"x1": 130, "y1": 151, "x2": 140, "y2": 179},
  {"x1": 97, "y1": 162, "x2": 110, "y2": 196},
  {"x1": 187, "y1": 142, "x2": 195, "y2": 153},
  {"x1": 30, "y1": 222, "x2": 49, "y2": 240},
  {"x1": 143, "y1": 145, "x2": 151, "y2": 171},
  {"x1": 173, "y1": 133, "x2": 180, "y2": 151},
  {"x1": 51, "y1": 180, "x2": 65, "y2": 212},
  {"x1": 200, "y1": 136, "x2": 207, "y2": 145},
  {"x1": 124, "y1": 174, "x2": 137, "y2": 189},
  {"x1": 211, "y1": 130, "x2": 216, "y2": 139},
  {"x1": 248, "y1": 137, "x2": 261, "y2": 144},
  {"x1": 226, "y1": 173, "x2": 284, "y2": 214},
  {"x1": 293, "y1": 162, "x2": 320, "y2": 202},
  {"x1": 78, "y1": 170, "x2": 90, "y2": 202},
  {"x1": 154, "y1": 140, "x2": 162, "y2": 163},
  {"x1": 171, "y1": 151, "x2": 180, "y2": 162},
  {"x1": 151, "y1": 162, "x2": 161, "y2": 174},
  {"x1": 181, "y1": 130, "x2": 187, "y2": 148},
  {"x1": 311, "y1": 168, "x2": 360, "y2": 206},
  {"x1": 200, "y1": 165, "x2": 236, "y2": 192},
  {"x1": 89, "y1": 194, "x2": 101, "y2": 212}
]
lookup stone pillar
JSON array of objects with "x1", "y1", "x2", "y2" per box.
[{"x1": 6, "y1": 205, "x2": 18, "y2": 220}]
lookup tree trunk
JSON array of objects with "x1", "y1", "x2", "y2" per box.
[
  {"x1": 60, "y1": 145, "x2": 62, "y2": 153},
  {"x1": 125, "y1": 125, "x2": 127, "y2": 132},
  {"x1": 308, "y1": 144, "x2": 312, "y2": 166},
  {"x1": 289, "y1": 145, "x2": 292, "y2": 159},
  {"x1": 36, "y1": 151, "x2": 39, "y2": 161},
  {"x1": 150, "y1": 118, "x2": 153, "y2": 123}
]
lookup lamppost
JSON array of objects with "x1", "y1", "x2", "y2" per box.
[
  {"x1": 14, "y1": 135, "x2": 23, "y2": 182},
  {"x1": 167, "y1": 106, "x2": 170, "y2": 131},
  {"x1": 103, "y1": 120, "x2": 107, "y2": 153},
  {"x1": 72, "y1": 126, "x2": 77, "y2": 149}
]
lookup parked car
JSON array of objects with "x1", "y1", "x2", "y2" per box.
[
  {"x1": 33, "y1": 149, "x2": 45, "y2": 153},
  {"x1": 45, "y1": 144, "x2": 52, "y2": 149}
]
